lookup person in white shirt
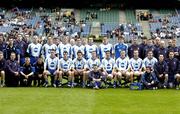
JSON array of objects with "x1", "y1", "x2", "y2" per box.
[
  {"x1": 43, "y1": 49, "x2": 59, "y2": 87},
  {"x1": 27, "y1": 35, "x2": 42, "y2": 64},
  {"x1": 99, "y1": 36, "x2": 113, "y2": 60},
  {"x1": 41, "y1": 37, "x2": 59, "y2": 59},
  {"x1": 129, "y1": 50, "x2": 143, "y2": 83},
  {"x1": 59, "y1": 51, "x2": 74, "y2": 87},
  {"x1": 115, "y1": 50, "x2": 130, "y2": 86}
]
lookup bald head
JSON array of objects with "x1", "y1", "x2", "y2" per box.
[{"x1": 160, "y1": 40, "x2": 165, "y2": 48}]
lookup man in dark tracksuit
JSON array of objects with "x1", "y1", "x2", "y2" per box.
[
  {"x1": 20, "y1": 57, "x2": 34, "y2": 87},
  {"x1": 0, "y1": 35, "x2": 6, "y2": 55},
  {"x1": 14, "y1": 34, "x2": 29, "y2": 66},
  {"x1": 143, "y1": 39, "x2": 156, "y2": 58},
  {"x1": 89, "y1": 65, "x2": 104, "y2": 89},
  {"x1": 128, "y1": 38, "x2": 140, "y2": 59},
  {"x1": 34, "y1": 58, "x2": 44, "y2": 86},
  {"x1": 6, "y1": 52, "x2": 20, "y2": 87},
  {"x1": 141, "y1": 66, "x2": 159, "y2": 89},
  {"x1": 0, "y1": 51, "x2": 6, "y2": 87},
  {"x1": 153, "y1": 54, "x2": 168, "y2": 88},
  {"x1": 154, "y1": 41, "x2": 168, "y2": 59},
  {"x1": 5, "y1": 38, "x2": 20, "y2": 63},
  {"x1": 166, "y1": 51, "x2": 179, "y2": 88},
  {"x1": 139, "y1": 37, "x2": 147, "y2": 59}
]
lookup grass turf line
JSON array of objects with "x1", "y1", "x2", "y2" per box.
[{"x1": 0, "y1": 88, "x2": 180, "y2": 114}]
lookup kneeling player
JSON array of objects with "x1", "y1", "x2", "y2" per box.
[
  {"x1": 141, "y1": 66, "x2": 159, "y2": 90},
  {"x1": 101, "y1": 50, "x2": 116, "y2": 88},
  {"x1": 85, "y1": 51, "x2": 101, "y2": 87},
  {"x1": 89, "y1": 64, "x2": 104, "y2": 89},
  {"x1": 115, "y1": 50, "x2": 130, "y2": 87},
  {"x1": 59, "y1": 51, "x2": 74, "y2": 87},
  {"x1": 20, "y1": 57, "x2": 34, "y2": 87},
  {"x1": 73, "y1": 51, "x2": 87, "y2": 87},
  {"x1": 129, "y1": 50, "x2": 143, "y2": 83},
  {"x1": 43, "y1": 49, "x2": 59, "y2": 87}
]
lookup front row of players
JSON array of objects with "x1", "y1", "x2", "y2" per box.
[{"x1": 1, "y1": 49, "x2": 180, "y2": 89}]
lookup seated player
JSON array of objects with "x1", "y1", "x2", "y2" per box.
[
  {"x1": 129, "y1": 50, "x2": 143, "y2": 83},
  {"x1": 85, "y1": 51, "x2": 101, "y2": 87},
  {"x1": 101, "y1": 50, "x2": 116, "y2": 88},
  {"x1": 59, "y1": 51, "x2": 74, "y2": 87},
  {"x1": 89, "y1": 64, "x2": 104, "y2": 89},
  {"x1": 0, "y1": 51, "x2": 6, "y2": 87},
  {"x1": 115, "y1": 50, "x2": 130, "y2": 87},
  {"x1": 20, "y1": 57, "x2": 34, "y2": 87},
  {"x1": 73, "y1": 51, "x2": 87, "y2": 87},
  {"x1": 143, "y1": 50, "x2": 158, "y2": 70},
  {"x1": 175, "y1": 62, "x2": 180, "y2": 90},
  {"x1": 6, "y1": 52, "x2": 20, "y2": 87},
  {"x1": 43, "y1": 49, "x2": 59, "y2": 87},
  {"x1": 154, "y1": 54, "x2": 168, "y2": 88},
  {"x1": 141, "y1": 66, "x2": 159, "y2": 90},
  {"x1": 34, "y1": 57, "x2": 44, "y2": 87}
]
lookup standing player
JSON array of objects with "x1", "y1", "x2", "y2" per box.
[
  {"x1": 143, "y1": 39, "x2": 155, "y2": 58},
  {"x1": 43, "y1": 49, "x2": 59, "y2": 87},
  {"x1": 129, "y1": 50, "x2": 143, "y2": 83},
  {"x1": 139, "y1": 36, "x2": 147, "y2": 59},
  {"x1": 58, "y1": 36, "x2": 71, "y2": 58},
  {"x1": 114, "y1": 36, "x2": 128, "y2": 59},
  {"x1": 59, "y1": 51, "x2": 74, "y2": 87},
  {"x1": 42, "y1": 37, "x2": 59, "y2": 59},
  {"x1": 14, "y1": 34, "x2": 29, "y2": 65},
  {"x1": 99, "y1": 36, "x2": 113, "y2": 60},
  {"x1": 166, "y1": 50, "x2": 179, "y2": 88},
  {"x1": 72, "y1": 38, "x2": 85, "y2": 59},
  {"x1": 5, "y1": 38, "x2": 20, "y2": 63},
  {"x1": 0, "y1": 51, "x2": 6, "y2": 87},
  {"x1": 154, "y1": 40, "x2": 168, "y2": 59},
  {"x1": 84, "y1": 37, "x2": 98, "y2": 60},
  {"x1": 154, "y1": 54, "x2": 168, "y2": 88},
  {"x1": 101, "y1": 50, "x2": 116, "y2": 88},
  {"x1": 128, "y1": 38, "x2": 139, "y2": 59},
  {"x1": 0, "y1": 34, "x2": 6, "y2": 55},
  {"x1": 73, "y1": 51, "x2": 87, "y2": 87},
  {"x1": 115, "y1": 50, "x2": 130, "y2": 87},
  {"x1": 27, "y1": 36, "x2": 42, "y2": 64}
]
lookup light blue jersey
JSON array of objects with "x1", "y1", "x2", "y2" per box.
[
  {"x1": 99, "y1": 43, "x2": 113, "y2": 60},
  {"x1": 101, "y1": 58, "x2": 115, "y2": 74},
  {"x1": 129, "y1": 58, "x2": 143, "y2": 71},
  {"x1": 116, "y1": 57, "x2": 129, "y2": 71},
  {"x1": 59, "y1": 58, "x2": 73, "y2": 72}
]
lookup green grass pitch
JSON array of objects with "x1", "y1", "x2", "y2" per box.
[{"x1": 0, "y1": 88, "x2": 180, "y2": 114}]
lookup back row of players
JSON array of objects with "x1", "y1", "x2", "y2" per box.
[{"x1": 0, "y1": 34, "x2": 180, "y2": 89}]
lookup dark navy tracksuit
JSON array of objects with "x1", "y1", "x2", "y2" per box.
[
  {"x1": 128, "y1": 44, "x2": 140, "y2": 59},
  {"x1": 5, "y1": 60, "x2": 20, "y2": 87},
  {"x1": 153, "y1": 61, "x2": 168, "y2": 85},
  {"x1": 141, "y1": 72, "x2": 159, "y2": 89},
  {"x1": 166, "y1": 58, "x2": 179, "y2": 83}
]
